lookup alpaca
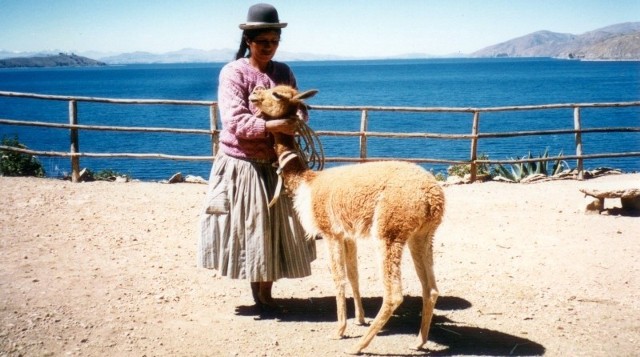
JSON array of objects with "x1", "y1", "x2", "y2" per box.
[{"x1": 250, "y1": 85, "x2": 445, "y2": 354}]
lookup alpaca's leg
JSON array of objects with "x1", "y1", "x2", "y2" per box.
[
  {"x1": 348, "y1": 239, "x2": 405, "y2": 355},
  {"x1": 408, "y1": 232, "x2": 438, "y2": 350},
  {"x1": 326, "y1": 236, "x2": 348, "y2": 339},
  {"x1": 344, "y1": 238, "x2": 366, "y2": 325}
]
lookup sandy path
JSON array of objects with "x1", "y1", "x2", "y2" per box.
[{"x1": 1, "y1": 174, "x2": 639, "y2": 356}]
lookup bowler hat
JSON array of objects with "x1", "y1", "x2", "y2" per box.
[{"x1": 239, "y1": 3, "x2": 287, "y2": 30}]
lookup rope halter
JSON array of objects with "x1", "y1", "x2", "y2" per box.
[{"x1": 268, "y1": 150, "x2": 300, "y2": 208}]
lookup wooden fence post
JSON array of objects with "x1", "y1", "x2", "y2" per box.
[
  {"x1": 69, "y1": 100, "x2": 80, "y2": 182},
  {"x1": 469, "y1": 111, "x2": 480, "y2": 182},
  {"x1": 359, "y1": 109, "x2": 368, "y2": 160},
  {"x1": 574, "y1": 106, "x2": 584, "y2": 180}
]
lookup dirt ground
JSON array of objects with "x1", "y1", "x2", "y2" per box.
[{"x1": 1, "y1": 173, "x2": 639, "y2": 357}]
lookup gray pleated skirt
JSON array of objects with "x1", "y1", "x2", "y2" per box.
[{"x1": 198, "y1": 153, "x2": 316, "y2": 281}]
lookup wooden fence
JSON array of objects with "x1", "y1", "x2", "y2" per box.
[{"x1": 1, "y1": 91, "x2": 639, "y2": 182}]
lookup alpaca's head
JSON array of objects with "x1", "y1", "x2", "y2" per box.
[{"x1": 249, "y1": 85, "x2": 318, "y2": 119}]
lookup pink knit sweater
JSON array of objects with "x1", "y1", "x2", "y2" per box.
[{"x1": 217, "y1": 58, "x2": 300, "y2": 162}]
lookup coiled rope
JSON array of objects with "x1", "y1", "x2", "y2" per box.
[{"x1": 293, "y1": 115, "x2": 325, "y2": 171}]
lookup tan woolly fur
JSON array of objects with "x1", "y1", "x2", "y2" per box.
[{"x1": 250, "y1": 85, "x2": 446, "y2": 355}]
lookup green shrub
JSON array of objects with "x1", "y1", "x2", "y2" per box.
[
  {"x1": 429, "y1": 169, "x2": 447, "y2": 181},
  {"x1": 0, "y1": 135, "x2": 45, "y2": 177},
  {"x1": 447, "y1": 154, "x2": 490, "y2": 178},
  {"x1": 93, "y1": 169, "x2": 131, "y2": 181}
]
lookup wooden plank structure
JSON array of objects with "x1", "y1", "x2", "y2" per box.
[
  {"x1": 580, "y1": 187, "x2": 640, "y2": 214},
  {"x1": 1, "y1": 90, "x2": 639, "y2": 183}
]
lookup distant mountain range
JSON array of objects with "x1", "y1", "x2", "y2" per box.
[
  {"x1": 99, "y1": 48, "x2": 235, "y2": 64},
  {"x1": 0, "y1": 53, "x2": 106, "y2": 68},
  {"x1": 471, "y1": 22, "x2": 640, "y2": 60},
  {"x1": 0, "y1": 48, "x2": 349, "y2": 65},
  {"x1": 1, "y1": 22, "x2": 638, "y2": 66},
  {"x1": 95, "y1": 48, "x2": 348, "y2": 64}
]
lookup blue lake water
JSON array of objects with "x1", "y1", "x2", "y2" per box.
[{"x1": 0, "y1": 58, "x2": 639, "y2": 180}]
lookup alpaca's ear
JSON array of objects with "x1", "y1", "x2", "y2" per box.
[
  {"x1": 272, "y1": 91, "x2": 287, "y2": 101},
  {"x1": 294, "y1": 89, "x2": 318, "y2": 100}
]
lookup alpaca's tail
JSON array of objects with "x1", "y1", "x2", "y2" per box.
[{"x1": 426, "y1": 183, "x2": 446, "y2": 224}]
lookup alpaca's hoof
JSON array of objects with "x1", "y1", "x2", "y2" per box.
[
  {"x1": 410, "y1": 342, "x2": 426, "y2": 351},
  {"x1": 354, "y1": 320, "x2": 368, "y2": 326},
  {"x1": 344, "y1": 347, "x2": 363, "y2": 355},
  {"x1": 329, "y1": 334, "x2": 345, "y2": 340}
]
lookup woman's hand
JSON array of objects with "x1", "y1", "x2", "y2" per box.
[{"x1": 265, "y1": 118, "x2": 299, "y2": 135}]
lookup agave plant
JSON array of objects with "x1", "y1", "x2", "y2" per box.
[{"x1": 492, "y1": 148, "x2": 569, "y2": 183}]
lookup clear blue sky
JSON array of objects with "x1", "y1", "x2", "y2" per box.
[{"x1": 1, "y1": 0, "x2": 638, "y2": 57}]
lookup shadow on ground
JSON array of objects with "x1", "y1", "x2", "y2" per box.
[{"x1": 236, "y1": 295, "x2": 545, "y2": 356}]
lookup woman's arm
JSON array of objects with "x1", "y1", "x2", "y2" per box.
[{"x1": 218, "y1": 67, "x2": 269, "y2": 139}]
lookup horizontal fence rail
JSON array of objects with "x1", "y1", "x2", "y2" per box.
[{"x1": 1, "y1": 91, "x2": 639, "y2": 182}]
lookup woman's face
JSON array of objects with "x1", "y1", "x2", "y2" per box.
[{"x1": 248, "y1": 30, "x2": 281, "y2": 67}]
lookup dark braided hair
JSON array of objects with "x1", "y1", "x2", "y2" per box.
[{"x1": 234, "y1": 28, "x2": 282, "y2": 60}]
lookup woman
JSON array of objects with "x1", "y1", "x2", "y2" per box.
[{"x1": 198, "y1": 3, "x2": 316, "y2": 311}]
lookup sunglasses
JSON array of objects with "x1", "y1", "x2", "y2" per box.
[{"x1": 252, "y1": 39, "x2": 280, "y2": 46}]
